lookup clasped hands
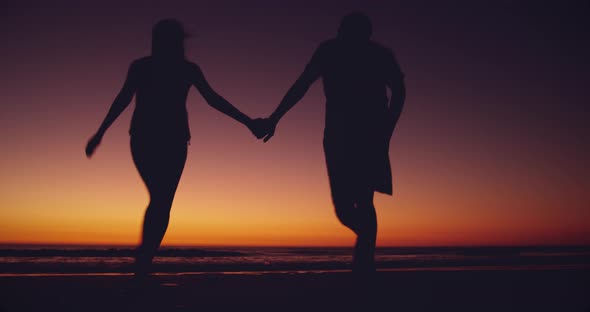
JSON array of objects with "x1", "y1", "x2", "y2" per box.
[{"x1": 247, "y1": 118, "x2": 277, "y2": 142}]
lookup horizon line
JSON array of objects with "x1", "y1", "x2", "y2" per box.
[{"x1": 1, "y1": 242, "x2": 589, "y2": 249}]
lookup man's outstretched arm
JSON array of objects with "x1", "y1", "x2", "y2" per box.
[{"x1": 263, "y1": 56, "x2": 321, "y2": 142}]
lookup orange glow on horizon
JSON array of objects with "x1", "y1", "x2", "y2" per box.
[{"x1": 2, "y1": 119, "x2": 589, "y2": 247}]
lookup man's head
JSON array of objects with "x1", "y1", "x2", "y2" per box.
[
  {"x1": 337, "y1": 12, "x2": 372, "y2": 42},
  {"x1": 151, "y1": 19, "x2": 188, "y2": 59}
]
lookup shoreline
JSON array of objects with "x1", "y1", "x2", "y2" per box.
[
  {"x1": 1, "y1": 267, "x2": 588, "y2": 312},
  {"x1": 1, "y1": 263, "x2": 589, "y2": 277}
]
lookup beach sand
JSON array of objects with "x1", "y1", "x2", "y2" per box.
[{"x1": 1, "y1": 268, "x2": 588, "y2": 312}]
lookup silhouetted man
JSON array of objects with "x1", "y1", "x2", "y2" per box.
[{"x1": 260, "y1": 12, "x2": 406, "y2": 274}]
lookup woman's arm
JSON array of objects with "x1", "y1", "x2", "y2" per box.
[
  {"x1": 190, "y1": 64, "x2": 264, "y2": 137},
  {"x1": 86, "y1": 61, "x2": 139, "y2": 158}
]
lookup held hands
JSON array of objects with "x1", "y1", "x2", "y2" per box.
[
  {"x1": 85, "y1": 132, "x2": 103, "y2": 158},
  {"x1": 247, "y1": 118, "x2": 277, "y2": 142}
]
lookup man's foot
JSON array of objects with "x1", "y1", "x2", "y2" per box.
[
  {"x1": 133, "y1": 250, "x2": 153, "y2": 279},
  {"x1": 352, "y1": 257, "x2": 376, "y2": 286},
  {"x1": 351, "y1": 258, "x2": 376, "y2": 275},
  {"x1": 352, "y1": 237, "x2": 376, "y2": 275}
]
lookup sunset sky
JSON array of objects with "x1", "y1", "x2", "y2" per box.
[{"x1": 1, "y1": 1, "x2": 588, "y2": 247}]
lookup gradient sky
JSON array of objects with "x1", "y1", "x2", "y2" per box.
[{"x1": 1, "y1": 0, "x2": 589, "y2": 247}]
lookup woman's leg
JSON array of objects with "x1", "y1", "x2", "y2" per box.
[{"x1": 131, "y1": 138, "x2": 187, "y2": 275}]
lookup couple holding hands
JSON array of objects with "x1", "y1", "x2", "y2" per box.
[{"x1": 86, "y1": 12, "x2": 405, "y2": 277}]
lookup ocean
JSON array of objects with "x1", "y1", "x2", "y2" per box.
[{"x1": 1, "y1": 245, "x2": 588, "y2": 275}]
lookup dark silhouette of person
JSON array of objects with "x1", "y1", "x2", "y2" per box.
[
  {"x1": 85, "y1": 19, "x2": 266, "y2": 277},
  {"x1": 259, "y1": 12, "x2": 406, "y2": 274}
]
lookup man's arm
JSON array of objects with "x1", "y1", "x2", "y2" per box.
[
  {"x1": 263, "y1": 48, "x2": 322, "y2": 142},
  {"x1": 384, "y1": 51, "x2": 406, "y2": 140},
  {"x1": 86, "y1": 61, "x2": 139, "y2": 158},
  {"x1": 268, "y1": 64, "x2": 320, "y2": 124}
]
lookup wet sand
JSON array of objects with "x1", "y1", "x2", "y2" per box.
[{"x1": 1, "y1": 268, "x2": 588, "y2": 312}]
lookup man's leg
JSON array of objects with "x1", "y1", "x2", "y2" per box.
[
  {"x1": 352, "y1": 190, "x2": 377, "y2": 273},
  {"x1": 332, "y1": 188, "x2": 361, "y2": 235},
  {"x1": 331, "y1": 185, "x2": 378, "y2": 273}
]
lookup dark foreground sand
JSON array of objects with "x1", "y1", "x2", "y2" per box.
[{"x1": 1, "y1": 268, "x2": 588, "y2": 312}]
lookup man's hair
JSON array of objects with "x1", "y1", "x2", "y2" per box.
[{"x1": 337, "y1": 12, "x2": 372, "y2": 41}]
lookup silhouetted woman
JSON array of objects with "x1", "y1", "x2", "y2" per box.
[{"x1": 85, "y1": 19, "x2": 263, "y2": 277}]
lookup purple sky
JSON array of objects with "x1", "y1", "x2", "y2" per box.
[{"x1": 1, "y1": 1, "x2": 589, "y2": 246}]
